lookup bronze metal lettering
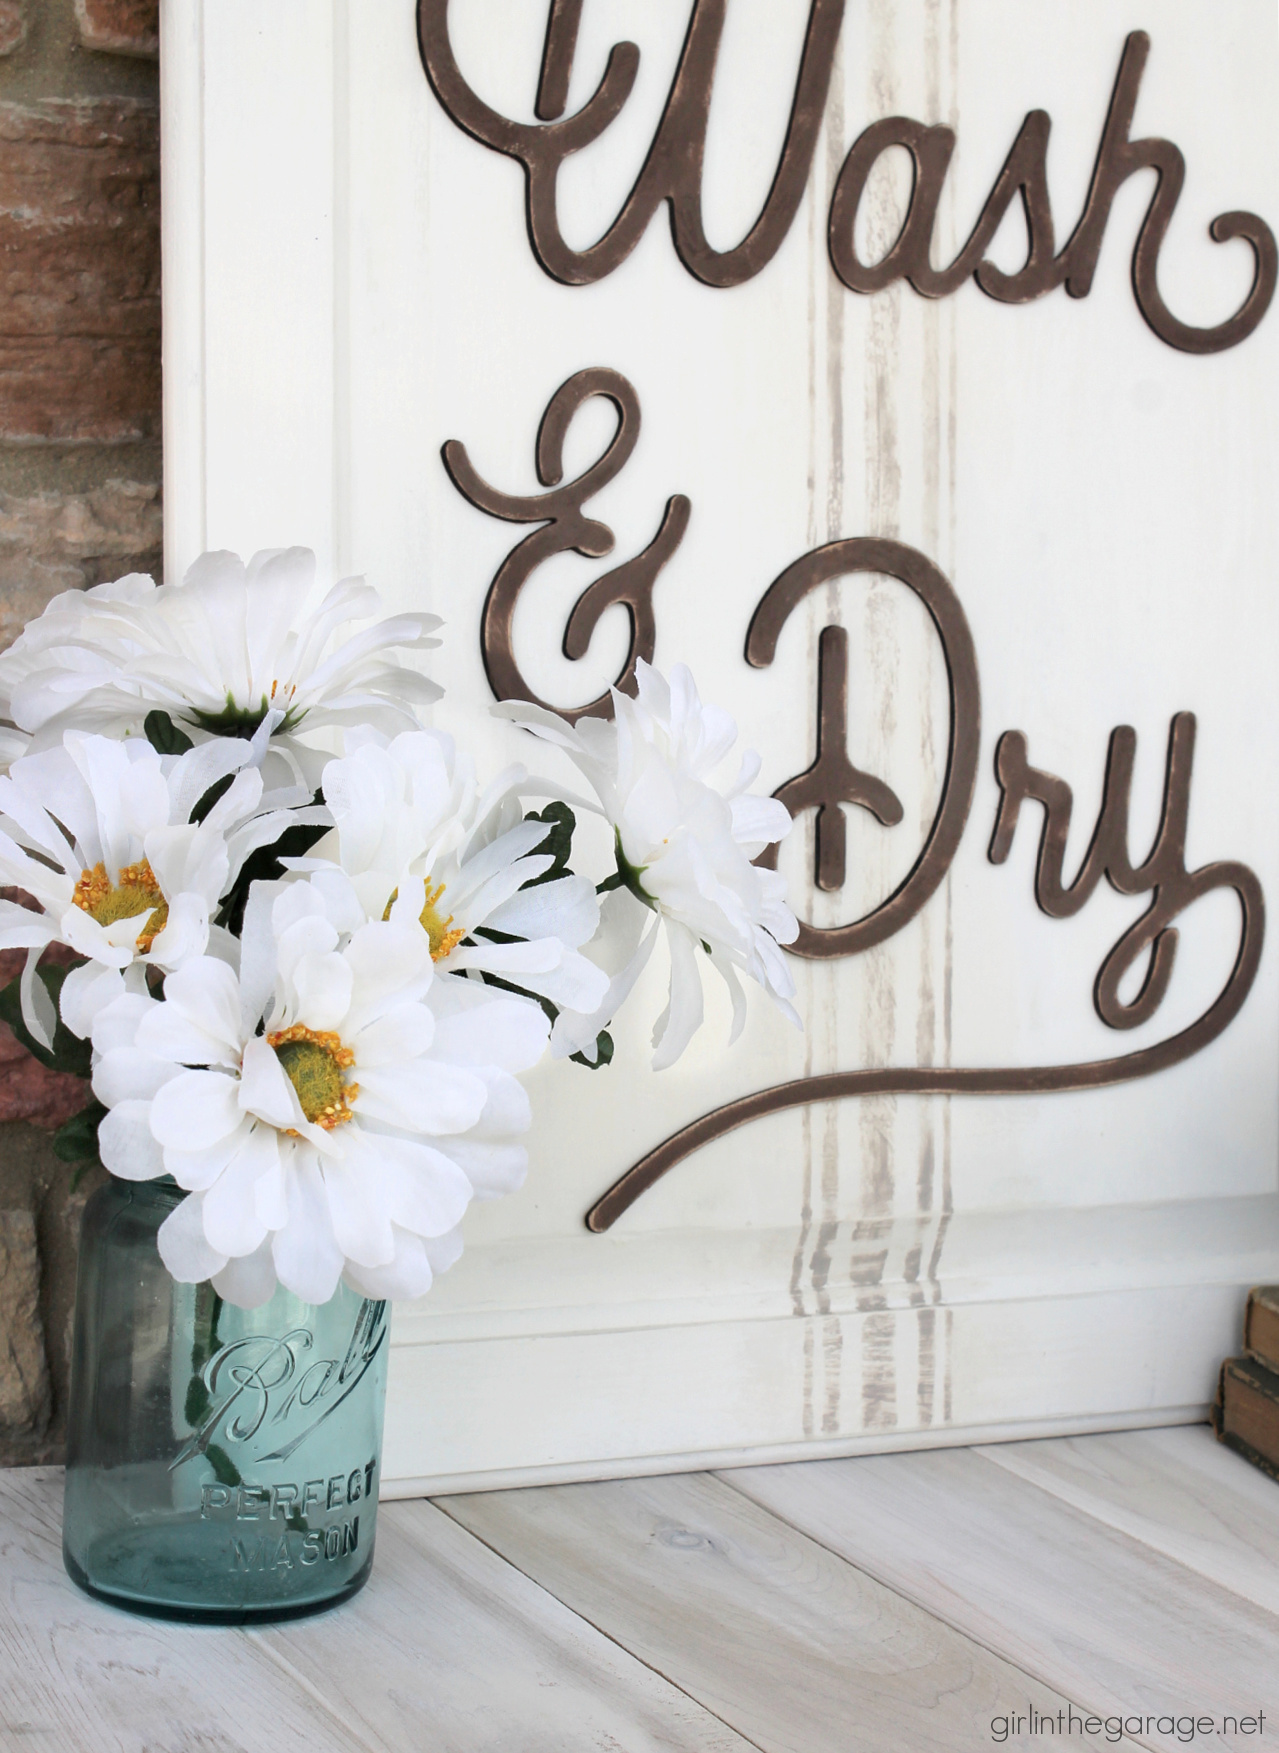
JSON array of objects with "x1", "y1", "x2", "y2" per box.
[
  {"x1": 439, "y1": 383, "x2": 1264, "y2": 1227},
  {"x1": 747, "y1": 538, "x2": 980, "y2": 958},
  {"x1": 1060, "y1": 32, "x2": 1277, "y2": 353},
  {"x1": 827, "y1": 32, "x2": 1277, "y2": 346},
  {"x1": 418, "y1": 8, "x2": 1275, "y2": 353},
  {"x1": 585, "y1": 696, "x2": 1264, "y2": 1231},
  {"x1": 535, "y1": 0, "x2": 585, "y2": 123},
  {"x1": 989, "y1": 713, "x2": 1257, "y2": 1031},
  {"x1": 584, "y1": 921, "x2": 1261, "y2": 1231},
  {"x1": 443, "y1": 368, "x2": 690, "y2": 721},
  {"x1": 829, "y1": 109, "x2": 1059, "y2": 305},
  {"x1": 418, "y1": 0, "x2": 843, "y2": 290},
  {"x1": 762, "y1": 622, "x2": 903, "y2": 895}
]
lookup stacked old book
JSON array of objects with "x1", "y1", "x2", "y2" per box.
[{"x1": 1212, "y1": 1285, "x2": 1279, "y2": 1482}]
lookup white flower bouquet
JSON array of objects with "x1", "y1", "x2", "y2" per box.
[{"x1": 0, "y1": 548, "x2": 799, "y2": 1310}]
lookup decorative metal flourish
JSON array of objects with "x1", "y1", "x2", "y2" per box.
[{"x1": 443, "y1": 368, "x2": 690, "y2": 722}]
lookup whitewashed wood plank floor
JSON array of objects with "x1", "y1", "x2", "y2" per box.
[{"x1": 1, "y1": 1425, "x2": 1276, "y2": 1753}]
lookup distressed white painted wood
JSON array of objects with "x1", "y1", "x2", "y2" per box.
[
  {"x1": 977, "y1": 1424, "x2": 1279, "y2": 1618},
  {"x1": 5, "y1": 1431, "x2": 1278, "y2": 1751},
  {"x1": 442, "y1": 1470, "x2": 1142, "y2": 1753},
  {"x1": 725, "y1": 1448, "x2": 1279, "y2": 1752},
  {"x1": 0, "y1": 1467, "x2": 752, "y2": 1753},
  {"x1": 384, "y1": 1284, "x2": 1225, "y2": 1495},
  {"x1": 161, "y1": 0, "x2": 1279, "y2": 1484},
  {"x1": 381, "y1": 1197, "x2": 1277, "y2": 1492},
  {"x1": 0, "y1": 1468, "x2": 360, "y2": 1753},
  {"x1": 252, "y1": 1495, "x2": 756, "y2": 1753}
]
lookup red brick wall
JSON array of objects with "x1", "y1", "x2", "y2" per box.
[{"x1": 0, "y1": 0, "x2": 159, "y2": 1465}]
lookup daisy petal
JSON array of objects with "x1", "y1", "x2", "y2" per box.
[
  {"x1": 140, "y1": 956, "x2": 243, "y2": 1064},
  {"x1": 164, "y1": 1133, "x2": 244, "y2": 1192},
  {"x1": 90, "y1": 991, "x2": 157, "y2": 1055},
  {"x1": 211, "y1": 1240, "x2": 279, "y2": 1310},
  {"x1": 348, "y1": 1003, "x2": 435, "y2": 1067},
  {"x1": 92, "y1": 1046, "x2": 183, "y2": 1108},
  {"x1": 18, "y1": 946, "x2": 57, "y2": 1050},
  {"x1": 238, "y1": 1034, "x2": 306, "y2": 1131},
  {"x1": 59, "y1": 960, "x2": 126, "y2": 1040},
  {"x1": 98, "y1": 1098, "x2": 167, "y2": 1181},
  {"x1": 347, "y1": 1128, "x2": 473, "y2": 1238},
  {"x1": 355, "y1": 1061, "x2": 488, "y2": 1135},
  {"x1": 147, "y1": 890, "x2": 211, "y2": 971},
  {"x1": 157, "y1": 1192, "x2": 229, "y2": 1285},
  {"x1": 201, "y1": 1125, "x2": 279, "y2": 1258},
  {"x1": 342, "y1": 1227, "x2": 434, "y2": 1301},
  {"x1": 429, "y1": 997, "x2": 550, "y2": 1076},
  {"x1": 150, "y1": 1069, "x2": 244, "y2": 1149},
  {"x1": 272, "y1": 1155, "x2": 345, "y2": 1305},
  {"x1": 424, "y1": 1225, "x2": 465, "y2": 1275},
  {"x1": 319, "y1": 1149, "x2": 395, "y2": 1269},
  {"x1": 651, "y1": 922, "x2": 704, "y2": 1070},
  {"x1": 433, "y1": 1136, "x2": 528, "y2": 1200}
]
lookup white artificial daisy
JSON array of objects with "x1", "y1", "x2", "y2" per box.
[
  {"x1": 0, "y1": 548, "x2": 442, "y2": 777},
  {"x1": 0, "y1": 724, "x2": 29, "y2": 772},
  {"x1": 298, "y1": 728, "x2": 608, "y2": 1015},
  {"x1": 496, "y1": 659, "x2": 800, "y2": 1069},
  {"x1": 91, "y1": 875, "x2": 550, "y2": 1308},
  {"x1": 0, "y1": 730, "x2": 324, "y2": 1045}
]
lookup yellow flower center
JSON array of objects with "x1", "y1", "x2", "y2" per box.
[
  {"x1": 72, "y1": 860, "x2": 169, "y2": 952},
  {"x1": 382, "y1": 879, "x2": 466, "y2": 962},
  {"x1": 267, "y1": 1024, "x2": 359, "y2": 1130}
]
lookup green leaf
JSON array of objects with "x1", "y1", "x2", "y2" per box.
[
  {"x1": 53, "y1": 1099, "x2": 105, "y2": 1165},
  {"x1": 184, "y1": 1375, "x2": 211, "y2": 1428},
  {"x1": 478, "y1": 967, "x2": 559, "y2": 1028},
  {"x1": 144, "y1": 710, "x2": 194, "y2": 756},
  {"x1": 610, "y1": 826, "x2": 652, "y2": 906},
  {"x1": 0, "y1": 964, "x2": 93, "y2": 1079},
  {"x1": 522, "y1": 802, "x2": 576, "y2": 888},
  {"x1": 570, "y1": 1029, "x2": 614, "y2": 1071},
  {"x1": 215, "y1": 806, "x2": 329, "y2": 938},
  {"x1": 205, "y1": 1443, "x2": 242, "y2": 1488},
  {"x1": 478, "y1": 966, "x2": 611, "y2": 1070},
  {"x1": 184, "y1": 1286, "x2": 224, "y2": 1434},
  {"x1": 190, "y1": 1286, "x2": 224, "y2": 1377},
  {"x1": 191, "y1": 772, "x2": 234, "y2": 824}
]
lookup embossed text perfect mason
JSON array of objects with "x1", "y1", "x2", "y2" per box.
[{"x1": 417, "y1": 5, "x2": 1276, "y2": 354}]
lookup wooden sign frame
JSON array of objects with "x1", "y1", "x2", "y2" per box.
[{"x1": 161, "y1": 0, "x2": 1279, "y2": 1494}]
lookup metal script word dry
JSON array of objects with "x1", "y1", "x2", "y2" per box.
[
  {"x1": 586, "y1": 707, "x2": 1263, "y2": 1230},
  {"x1": 418, "y1": 5, "x2": 1275, "y2": 354},
  {"x1": 444, "y1": 370, "x2": 1264, "y2": 1231}
]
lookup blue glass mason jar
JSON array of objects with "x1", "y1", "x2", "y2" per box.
[{"x1": 63, "y1": 1176, "x2": 389, "y2": 1623}]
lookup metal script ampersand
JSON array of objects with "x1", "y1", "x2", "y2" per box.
[
  {"x1": 417, "y1": 7, "x2": 1276, "y2": 354},
  {"x1": 747, "y1": 538, "x2": 981, "y2": 960},
  {"x1": 442, "y1": 368, "x2": 690, "y2": 722}
]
